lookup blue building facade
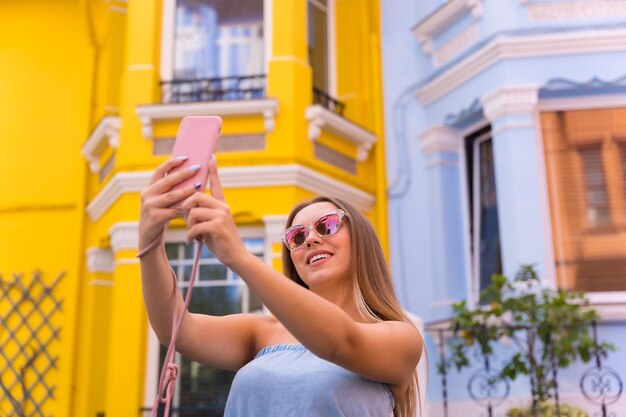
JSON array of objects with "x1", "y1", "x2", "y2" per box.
[{"x1": 381, "y1": 1, "x2": 626, "y2": 415}]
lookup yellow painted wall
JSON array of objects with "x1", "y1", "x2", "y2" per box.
[
  {"x1": 0, "y1": 1, "x2": 93, "y2": 415},
  {"x1": 0, "y1": 1, "x2": 389, "y2": 415}
]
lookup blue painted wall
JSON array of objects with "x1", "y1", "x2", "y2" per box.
[{"x1": 381, "y1": 0, "x2": 626, "y2": 414}]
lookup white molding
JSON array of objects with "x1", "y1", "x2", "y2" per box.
[
  {"x1": 525, "y1": 0, "x2": 626, "y2": 22},
  {"x1": 412, "y1": 0, "x2": 483, "y2": 54},
  {"x1": 143, "y1": 326, "x2": 160, "y2": 408},
  {"x1": 263, "y1": 215, "x2": 289, "y2": 243},
  {"x1": 538, "y1": 93, "x2": 626, "y2": 111},
  {"x1": 86, "y1": 165, "x2": 375, "y2": 221},
  {"x1": 160, "y1": 0, "x2": 175, "y2": 82},
  {"x1": 587, "y1": 292, "x2": 626, "y2": 321},
  {"x1": 264, "y1": 0, "x2": 273, "y2": 75},
  {"x1": 81, "y1": 116, "x2": 121, "y2": 173},
  {"x1": 417, "y1": 28, "x2": 626, "y2": 105},
  {"x1": 433, "y1": 22, "x2": 480, "y2": 67},
  {"x1": 327, "y1": 0, "x2": 337, "y2": 97},
  {"x1": 220, "y1": 165, "x2": 376, "y2": 211},
  {"x1": 586, "y1": 291, "x2": 626, "y2": 305},
  {"x1": 164, "y1": 226, "x2": 264, "y2": 243},
  {"x1": 136, "y1": 99, "x2": 279, "y2": 139},
  {"x1": 491, "y1": 120, "x2": 535, "y2": 137},
  {"x1": 305, "y1": 104, "x2": 377, "y2": 162},
  {"x1": 425, "y1": 158, "x2": 460, "y2": 169},
  {"x1": 263, "y1": 215, "x2": 289, "y2": 265},
  {"x1": 419, "y1": 125, "x2": 461, "y2": 155},
  {"x1": 108, "y1": 221, "x2": 139, "y2": 253},
  {"x1": 85, "y1": 248, "x2": 115, "y2": 273},
  {"x1": 481, "y1": 86, "x2": 539, "y2": 122},
  {"x1": 86, "y1": 172, "x2": 148, "y2": 221},
  {"x1": 89, "y1": 279, "x2": 114, "y2": 287}
]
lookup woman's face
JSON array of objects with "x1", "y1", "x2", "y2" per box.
[{"x1": 288, "y1": 202, "x2": 352, "y2": 290}]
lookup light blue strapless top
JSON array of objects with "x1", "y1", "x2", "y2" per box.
[{"x1": 224, "y1": 344, "x2": 394, "y2": 417}]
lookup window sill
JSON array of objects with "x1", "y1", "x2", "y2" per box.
[
  {"x1": 135, "y1": 98, "x2": 279, "y2": 140},
  {"x1": 305, "y1": 104, "x2": 377, "y2": 162},
  {"x1": 81, "y1": 116, "x2": 121, "y2": 173}
]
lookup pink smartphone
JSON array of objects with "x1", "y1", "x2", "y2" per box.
[{"x1": 169, "y1": 116, "x2": 222, "y2": 208}]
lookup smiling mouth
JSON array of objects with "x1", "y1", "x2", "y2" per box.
[{"x1": 308, "y1": 253, "x2": 332, "y2": 265}]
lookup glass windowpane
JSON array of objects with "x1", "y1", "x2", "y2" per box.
[
  {"x1": 174, "y1": 0, "x2": 264, "y2": 79},
  {"x1": 579, "y1": 146, "x2": 611, "y2": 227},
  {"x1": 161, "y1": 237, "x2": 264, "y2": 415}
]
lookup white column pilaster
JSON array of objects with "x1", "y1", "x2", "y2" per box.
[{"x1": 480, "y1": 86, "x2": 553, "y2": 281}]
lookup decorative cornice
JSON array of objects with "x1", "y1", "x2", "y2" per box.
[
  {"x1": 85, "y1": 248, "x2": 115, "y2": 273},
  {"x1": 419, "y1": 125, "x2": 461, "y2": 155},
  {"x1": 417, "y1": 28, "x2": 626, "y2": 105},
  {"x1": 305, "y1": 105, "x2": 377, "y2": 162},
  {"x1": 109, "y1": 222, "x2": 139, "y2": 253},
  {"x1": 86, "y1": 172, "x2": 148, "y2": 220},
  {"x1": 86, "y1": 165, "x2": 376, "y2": 221},
  {"x1": 481, "y1": 86, "x2": 539, "y2": 122},
  {"x1": 81, "y1": 116, "x2": 121, "y2": 172},
  {"x1": 263, "y1": 215, "x2": 289, "y2": 243},
  {"x1": 444, "y1": 98, "x2": 483, "y2": 127},
  {"x1": 537, "y1": 93, "x2": 626, "y2": 111},
  {"x1": 433, "y1": 22, "x2": 480, "y2": 67},
  {"x1": 136, "y1": 99, "x2": 279, "y2": 139},
  {"x1": 523, "y1": 0, "x2": 626, "y2": 22},
  {"x1": 539, "y1": 74, "x2": 626, "y2": 98},
  {"x1": 412, "y1": 0, "x2": 483, "y2": 54}
]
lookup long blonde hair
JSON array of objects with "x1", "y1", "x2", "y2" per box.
[{"x1": 281, "y1": 196, "x2": 425, "y2": 417}]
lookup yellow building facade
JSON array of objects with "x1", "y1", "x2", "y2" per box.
[{"x1": 0, "y1": 1, "x2": 388, "y2": 416}]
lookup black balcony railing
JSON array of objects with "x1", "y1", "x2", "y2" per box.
[
  {"x1": 428, "y1": 320, "x2": 624, "y2": 417},
  {"x1": 161, "y1": 75, "x2": 266, "y2": 104},
  {"x1": 313, "y1": 87, "x2": 346, "y2": 116}
]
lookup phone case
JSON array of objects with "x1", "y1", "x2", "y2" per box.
[{"x1": 169, "y1": 116, "x2": 222, "y2": 207}]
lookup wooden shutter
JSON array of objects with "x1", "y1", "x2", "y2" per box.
[{"x1": 541, "y1": 109, "x2": 626, "y2": 292}]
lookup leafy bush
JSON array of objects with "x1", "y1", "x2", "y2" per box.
[
  {"x1": 507, "y1": 402, "x2": 589, "y2": 417},
  {"x1": 440, "y1": 265, "x2": 616, "y2": 404}
]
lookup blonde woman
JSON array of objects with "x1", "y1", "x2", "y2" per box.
[{"x1": 139, "y1": 157, "x2": 425, "y2": 417}]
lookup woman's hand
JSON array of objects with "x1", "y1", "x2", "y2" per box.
[
  {"x1": 139, "y1": 157, "x2": 203, "y2": 251},
  {"x1": 182, "y1": 159, "x2": 248, "y2": 267}
]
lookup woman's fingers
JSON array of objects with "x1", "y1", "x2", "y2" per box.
[
  {"x1": 208, "y1": 157, "x2": 226, "y2": 202},
  {"x1": 145, "y1": 162, "x2": 202, "y2": 197},
  {"x1": 148, "y1": 183, "x2": 201, "y2": 210},
  {"x1": 149, "y1": 157, "x2": 187, "y2": 185}
]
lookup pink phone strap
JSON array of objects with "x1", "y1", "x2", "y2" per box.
[{"x1": 138, "y1": 230, "x2": 203, "y2": 417}]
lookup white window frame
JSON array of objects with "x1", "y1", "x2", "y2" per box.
[
  {"x1": 143, "y1": 226, "x2": 265, "y2": 410},
  {"x1": 465, "y1": 129, "x2": 502, "y2": 303},
  {"x1": 308, "y1": 0, "x2": 337, "y2": 97},
  {"x1": 160, "y1": 0, "x2": 271, "y2": 81}
]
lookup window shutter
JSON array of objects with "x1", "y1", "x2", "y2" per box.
[{"x1": 541, "y1": 110, "x2": 626, "y2": 292}]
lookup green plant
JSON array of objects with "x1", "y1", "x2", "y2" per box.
[
  {"x1": 506, "y1": 402, "x2": 589, "y2": 417},
  {"x1": 440, "y1": 265, "x2": 616, "y2": 408}
]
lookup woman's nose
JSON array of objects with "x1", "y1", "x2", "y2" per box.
[{"x1": 304, "y1": 229, "x2": 321, "y2": 247}]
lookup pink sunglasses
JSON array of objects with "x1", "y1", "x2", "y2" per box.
[{"x1": 281, "y1": 210, "x2": 347, "y2": 251}]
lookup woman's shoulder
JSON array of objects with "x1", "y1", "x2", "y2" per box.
[{"x1": 251, "y1": 314, "x2": 299, "y2": 352}]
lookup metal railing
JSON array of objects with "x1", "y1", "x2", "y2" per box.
[
  {"x1": 428, "y1": 320, "x2": 624, "y2": 417},
  {"x1": 161, "y1": 74, "x2": 266, "y2": 104},
  {"x1": 313, "y1": 87, "x2": 346, "y2": 116}
]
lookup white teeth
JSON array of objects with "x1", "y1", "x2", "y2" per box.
[{"x1": 309, "y1": 253, "x2": 331, "y2": 264}]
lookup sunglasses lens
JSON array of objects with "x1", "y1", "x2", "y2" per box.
[
  {"x1": 314, "y1": 213, "x2": 341, "y2": 236},
  {"x1": 284, "y1": 227, "x2": 308, "y2": 250}
]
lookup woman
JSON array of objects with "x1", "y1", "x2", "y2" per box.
[{"x1": 139, "y1": 157, "x2": 425, "y2": 417}]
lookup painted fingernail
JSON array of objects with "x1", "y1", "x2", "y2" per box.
[
  {"x1": 211, "y1": 154, "x2": 217, "y2": 163},
  {"x1": 194, "y1": 182, "x2": 202, "y2": 189},
  {"x1": 176, "y1": 156, "x2": 189, "y2": 161},
  {"x1": 187, "y1": 164, "x2": 201, "y2": 172}
]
